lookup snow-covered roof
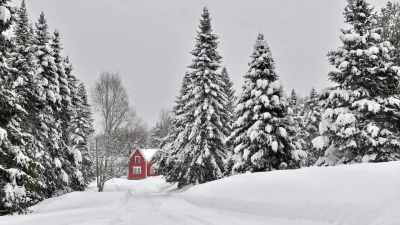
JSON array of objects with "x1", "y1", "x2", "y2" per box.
[
  {"x1": 130, "y1": 149, "x2": 159, "y2": 163},
  {"x1": 140, "y1": 149, "x2": 158, "y2": 162}
]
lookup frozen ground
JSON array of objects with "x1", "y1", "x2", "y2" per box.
[{"x1": 1, "y1": 162, "x2": 400, "y2": 225}]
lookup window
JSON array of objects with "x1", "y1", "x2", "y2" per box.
[
  {"x1": 133, "y1": 166, "x2": 141, "y2": 174},
  {"x1": 135, "y1": 156, "x2": 140, "y2": 163}
]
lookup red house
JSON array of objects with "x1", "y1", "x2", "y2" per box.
[{"x1": 128, "y1": 149, "x2": 160, "y2": 180}]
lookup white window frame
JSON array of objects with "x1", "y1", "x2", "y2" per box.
[
  {"x1": 135, "y1": 156, "x2": 140, "y2": 163},
  {"x1": 133, "y1": 166, "x2": 141, "y2": 174}
]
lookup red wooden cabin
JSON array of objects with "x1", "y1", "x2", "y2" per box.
[{"x1": 128, "y1": 149, "x2": 160, "y2": 180}]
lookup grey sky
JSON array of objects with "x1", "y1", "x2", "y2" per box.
[{"x1": 15, "y1": 0, "x2": 391, "y2": 127}]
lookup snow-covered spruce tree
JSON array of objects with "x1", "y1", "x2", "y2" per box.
[
  {"x1": 289, "y1": 89, "x2": 299, "y2": 113},
  {"x1": 289, "y1": 90, "x2": 304, "y2": 131},
  {"x1": 49, "y1": 30, "x2": 75, "y2": 194},
  {"x1": 221, "y1": 66, "x2": 236, "y2": 127},
  {"x1": 78, "y1": 83, "x2": 95, "y2": 185},
  {"x1": 9, "y1": 0, "x2": 40, "y2": 118},
  {"x1": 220, "y1": 66, "x2": 237, "y2": 173},
  {"x1": 314, "y1": 0, "x2": 400, "y2": 165},
  {"x1": 287, "y1": 89, "x2": 305, "y2": 158},
  {"x1": 227, "y1": 33, "x2": 306, "y2": 174},
  {"x1": 68, "y1": 82, "x2": 94, "y2": 188},
  {"x1": 34, "y1": 12, "x2": 67, "y2": 196},
  {"x1": 64, "y1": 59, "x2": 81, "y2": 187},
  {"x1": 2, "y1": 0, "x2": 49, "y2": 213},
  {"x1": 49, "y1": 29, "x2": 79, "y2": 193},
  {"x1": 157, "y1": 71, "x2": 193, "y2": 175},
  {"x1": 164, "y1": 8, "x2": 230, "y2": 187},
  {"x1": 300, "y1": 88, "x2": 322, "y2": 166},
  {"x1": 0, "y1": 1, "x2": 40, "y2": 214},
  {"x1": 51, "y1": 30, "x2": 71, "y2": 140}
]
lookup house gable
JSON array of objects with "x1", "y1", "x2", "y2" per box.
[
  {"x1": 128, "y1": 149, "x2": 160, "y2": 179},
  {"x1": 128, "y1": 150, "x2": 147, "y2": 179}
]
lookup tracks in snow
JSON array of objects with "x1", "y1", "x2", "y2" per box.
[{"x1": 111, "y1": 188, "x2": 324, "y2": 225}]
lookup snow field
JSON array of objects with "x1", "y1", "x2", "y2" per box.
[
  {"x1": 1, "y1": 163, "x2": 400, "y2": 225},
  {"x1": 1, "y1": 191, "x2": 127, "y2": 225},
  {"x1": 180, "y1": 162, "x2": 400, "y2": 225}
]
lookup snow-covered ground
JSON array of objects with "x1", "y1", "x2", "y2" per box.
[{"x1": 1, "y1": 162, "x2": 400, "y2": 225}]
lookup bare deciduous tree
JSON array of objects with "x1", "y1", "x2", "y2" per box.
[{"x1": 91, "y1": 72, "x2": 137, "y2": 191}]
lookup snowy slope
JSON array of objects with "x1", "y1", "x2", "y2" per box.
[
  {"x1": 1, "y1": 162, "x2": 399, "y2": 225},
  {"x1": 1, "y1": 191, "x2": 127, "y2": 225},
  {"x1": 181, "y1": 162, "x2": 400, "y2": 225}
]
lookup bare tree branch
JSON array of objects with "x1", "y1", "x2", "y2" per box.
[{"x1": 91, "y1": 72, "x2": 144, "y2": 191}]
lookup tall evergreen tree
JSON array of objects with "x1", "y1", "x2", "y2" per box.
[
  {"x1": 288, "y1": 89, "x2": 305, "y2": 157},
  {"x1": 0, "y1": 0, "x2": 41, "y2": 214},
  {"x1": 227, "y1": 33, "x2": 305, "y2": 174},
  {"x1": 1, "y1": 2, "x2": 94, "y2": 214},
  {"x1": 220, "y1": 66, "x2": 236, "y2": 127},
  {"x1": 69, "y1": 82, "x2": 94, "y2": 188},
  {"x1": 300, "y1": 88, "x2": 322, "y2": 166},
  {"x1": 315, "y1": 0, "x2": 400, "y2": 165},
  {"x1": 289, "y1": 89, "x2": 299, "y2": 112},
  {"x1": 51, "y1": 30, "x2": 71, "y2": 137},
  {"x1": 164, "y1": 8, "x2": 229, "y2": 187},
  {"x1": 220, "y1": 66, "x2": 237, "y2": 173},
  {"x1": 50, "y1": 29, "x2": 78, "y2": 194},
  {"x1": 8, "y1": 0, "x2": 38, "y2": 105},
  {"x1": 157, "y1": 71, "x2": 193, "y2": 175},
  {"x1": 34, "y1": 12, "x2": 66, "y2": 196}
]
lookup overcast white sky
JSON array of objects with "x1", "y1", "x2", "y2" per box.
[{"x1": 15, "y1": 0, "x2": 392, "y2": 127}]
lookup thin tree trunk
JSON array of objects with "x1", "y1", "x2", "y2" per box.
[
  {"x1": 96, "y1": 137, "x2": 99, "y2": 188},
  {"x1": 99, "y1": 157, "x2": 108, "y2": 192},
  {"x1": 98, "y1": 157, "x2": 104, "y2": 192}
]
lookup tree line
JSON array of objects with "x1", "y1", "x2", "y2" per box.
[
  {"x1": 157, "y1": 0, "x2": 400, "y2": 188},
  {"x1": 1, "y1": 0, "x2": 400, "y2": 216},
  {"x1": 0, "y1": 0, "x2": 94, "y2": 214}
]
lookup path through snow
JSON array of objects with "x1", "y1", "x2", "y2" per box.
[
  {"x1": 1, "y1": 162, "x2": 400, "y2": 225},
  {"x1": 0, "y1": 177, "x2": 326, "y2": 225},
  {"x1": 108, "y1": 178, "x2": 325, "y2": 225}
]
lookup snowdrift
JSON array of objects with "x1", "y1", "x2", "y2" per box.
[
  {"x1": 1, "y1": 191, "x2": 127, "y2": 225},
  {"x1": 1, "y1": 164, "x2": 399, "y2": 225},
  {"x1": 180, "y1": 162, "x2": 400, "y2": 225}
]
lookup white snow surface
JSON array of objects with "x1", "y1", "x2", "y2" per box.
[
  {"x1": 1, "y1": 162, "x2": 400, "y2": 225},
  {"x1": 54, "y1": 158, "x2": 62, "y2": 168},
  {"x1": 312, "y1": 136, "x2": 327, "y2": 149},
  {"x1": 0, "y1": 6, "x2": 11, "y2": 22},
  {"x1": 2, "y1": 30, "x2": 11, "y2": 40},
  {"x1": 0, "y1": 127, "x2": 7, "y2": 142}
]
